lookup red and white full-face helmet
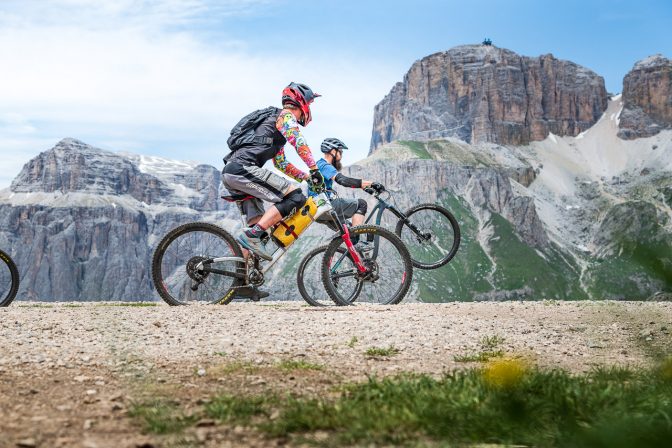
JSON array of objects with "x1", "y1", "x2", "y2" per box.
[{"x1": 282, "y1": 82, "x2": 321, "y2": 126}]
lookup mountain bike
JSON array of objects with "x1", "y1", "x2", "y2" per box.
[
  {"x1": 297, "y1": 183, "x2": 460, "y2": 306},
  {"x1": 0, "y1": 249, "x2": 19, "y2": 307},
  {"x1": 151, "y1": 187, "x2": 413, "y2": 306}
]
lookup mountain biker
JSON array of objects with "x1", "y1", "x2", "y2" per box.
[
  {"x1": 311, "y1": 138, "x2": 379, "y2": 230},
  {"x1": 221, "y1": 83, "x2": 325, "y2": 299}
]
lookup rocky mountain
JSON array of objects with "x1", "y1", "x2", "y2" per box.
[
  {"x1": 618, "y1": 54, "x2": 672, "y2": 139},
  {"x1": 370, "y1": 45, "x2": 608, "y2": 152},
  {"x1": 2, "y1": 46, "x2": 671, "y2": 303},
  {"x1": 345, "y1": 95, "x2": 672, "y2": 301},
  {"x1": 0, "y1": 139, "x2": 240, "y2": 301},
  {"x1": 350, "y1": 48, "x2": 672, "y2": 301}
]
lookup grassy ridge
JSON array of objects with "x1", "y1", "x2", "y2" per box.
[
  {"x1": 130, "y1": 359, "x2": 672, "y2": 447},
  {"x1": 369, "y1": 139, "x2": 672, "y2": 301},
  {"x1": 488, "y1": 213, "x2": 588, "y2": 300},
  {"x1": 411, "y1": 193, "x2": 493, "y2": 302}
]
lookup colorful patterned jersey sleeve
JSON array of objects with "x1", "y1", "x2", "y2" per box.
[
  {"x1": 275, "y1": 111, "x2": 317, "y2": 173},
  {"x1": 273, "y1": 146, "x2": 309, "y2": 182}
]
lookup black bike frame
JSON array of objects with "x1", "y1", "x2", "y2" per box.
[{"x1": 363, "y1": 190, "x2": 430, "y2": 254}]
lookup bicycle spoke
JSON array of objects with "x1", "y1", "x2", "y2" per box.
[
  {"x1": 297, "y1": 246, "x2": 335, "y2": 306},
  {"x1": 322, "y1": 226, "x2": 412, "y2": 306},
  {"x1": 157, "y1": 225, "x2": 241, "y2": 305},
  {"x1": 398, "y1": 205, "x2": 459, "y2": 269},
  {"x1": 325, "y1": 249, "x2": 362, "y2": 304}
]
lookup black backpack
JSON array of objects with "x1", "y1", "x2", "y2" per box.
[{"x1": 226, "y1": 106, "x2": 281, "y2": 153}]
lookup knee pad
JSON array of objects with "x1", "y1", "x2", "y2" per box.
[
  {"x1": 276, "y1": 189, "x2": 306, "y2": 218},
  {"x1": 356, "y1": 198, "x2": 368, "y2": 216}
]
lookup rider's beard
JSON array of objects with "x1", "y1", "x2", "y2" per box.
[{"x1": 332, "y1": 158, "x2": 343, "y2": 171}]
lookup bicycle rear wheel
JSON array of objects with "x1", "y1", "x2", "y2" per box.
[
  {"x1": 152, "y1": 223, "x2": 245, "y2": 305},
  {"x1": 0, "y1": 250, "x2": 19, "y2": 307},
  {"x1": 297, "y1": 245, "x2": 362, "y2": 306},
  {"x1": 322, "y1": 225, "x2": 413, "y2": 305},
  {"x1": 395, "y1": 203, "x2": 461, "y2": 270}
]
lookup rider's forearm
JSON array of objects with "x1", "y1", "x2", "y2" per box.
[
  {"x1": 276, "y1": 112, "x2": 317, "y2": 170},
  {"x1": 334, "y1": 173, "x2": 363, "y2": 188},
  {"x1": 274, "y1": 150, "x2": 309, "y2": 181}
]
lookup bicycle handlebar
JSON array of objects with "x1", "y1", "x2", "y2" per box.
[{"x1": 364, "y1": 183, "x2": 386, "y2": 196}]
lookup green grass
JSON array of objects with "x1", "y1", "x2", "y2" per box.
[
  {"x1": 410, "y1": 193, "x2": 493, "y2": 302},
  {"x1": 17, "y1": 303, "x2": 54, "y2": 308},
  {"x1": 205, "y1": 394, "x2": 271, "y2": 424},
  {"x1": 276, "y1": 359, "x2": 324, "y2": 371},
  {"x1": 453, "y1": 350, "x2": 504, "y2": 362},
  {"x1": 365, "y1": 346, "x2": 400, "y2": 358},
  {"x1": 480, "y1": 335, "x2": 505, "y2": 349},
  {"x1": 263, "y1": 363, "x2": 672, "y2": 446},
  {"x1": 454, "y1": 335, "x2": 506, "y2": 363},
  {"x1": 398, "y1": 140, "x2": 433, "y2": 159},
  {"x1": 127, "y1": 361, "x2": 672, "y2": 446},
  {"x1": 487, "y1": 213, "x2": 588, "y2": 299},
  {"x1": 346, "y1": 336, "x2": 358, "y2": 348},
  {"x1": 128, "y1": 400, "x2": 197, "y2": 434},
  {"x1": 585, "y1": 201, "x2": 672, "y2": 299}
]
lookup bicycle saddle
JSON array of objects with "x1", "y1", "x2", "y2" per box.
[{"x1": 221, "y1": 193, "x2": 255, "y2": 202}]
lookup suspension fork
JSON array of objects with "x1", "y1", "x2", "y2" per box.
[
  {"x1": 387, "y1": 205, "x2": 430, "y2": 240},
  {"x1": 328, "y1": 209, "x2": 368, "y2": 274},
  {"x1": 341, "y1": 224, "x2": 368, "y2": 273}
]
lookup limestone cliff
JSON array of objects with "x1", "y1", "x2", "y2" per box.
[
  {"x1": 370, "y1": 45, "x2": 608, "y2": 152},
  {"x1": 618, "y1": 54, "x2": 672, "y2": 139}
]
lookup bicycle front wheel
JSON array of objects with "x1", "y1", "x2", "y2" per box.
[
  {"x1": 0, "y1": 250, "x2": 19, "y2": 307},
  {"x1": 322, "y1": 225, "x2": 413, "y2": 305},
  {"x1": 395, "y1": 203, "x2": 461, "y2": 270},
  {"x1": 152, "y1": 223, "x2": 245, "y2": 305},
  {"x1": 297, "y1": 245, "x2": 362, "y2": 306}
]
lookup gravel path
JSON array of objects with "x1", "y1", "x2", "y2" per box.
[{"x1": 1, "y1": 301, "x2": 671, "y2": 447}]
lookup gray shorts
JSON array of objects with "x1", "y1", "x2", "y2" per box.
[
  {"x1": 222, "y1": 162, "x2": 296, "y2": 221},
  {"x1": 316, "y1": 197, "x2": 359, "y2": 230}
]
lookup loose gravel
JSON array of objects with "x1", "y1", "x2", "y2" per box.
[{"x1": 1, "y1": 301, "x2": 671, "y2": 447}]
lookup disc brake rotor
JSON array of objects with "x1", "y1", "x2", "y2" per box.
[{"x1": 186, "y1": 256, "x2": 209, "y2": 282}]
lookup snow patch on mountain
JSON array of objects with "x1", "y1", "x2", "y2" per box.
[{"x1": 516, "y1": 97, "x2": 672, "y2": 255}]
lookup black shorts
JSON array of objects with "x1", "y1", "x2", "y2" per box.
[
  {"x1": 316, "y1": 197, "x2": 360, "y2": 230},
  {"x1": 222, "y1": 162, "x2": 296, "y2": 220}
]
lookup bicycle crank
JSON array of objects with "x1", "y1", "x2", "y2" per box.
[{"x1": 358, "y1": 258, "x2": 380, "y2": 282}]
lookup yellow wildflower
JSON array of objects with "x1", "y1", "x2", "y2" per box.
[{"x1": 483, "y1": 357, "x2": 528, "y2": 389}]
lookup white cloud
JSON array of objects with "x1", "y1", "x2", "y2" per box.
[{"x1": 0, "y1": 0, "x2": 400, "y2": 187}]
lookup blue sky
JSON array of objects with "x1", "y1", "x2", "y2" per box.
[{"x1": 1, "y1": 0, "x2": 670, "y2": 188}]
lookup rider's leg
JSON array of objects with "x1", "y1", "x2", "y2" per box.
[
  {"x1": 238, "y1": 188, "x2": 307, "y2": 261},
  {"x1": 351, "y1": 199, "x2": 368, "y2": 226},
  {"x1": 315, "y1": 198, "x2": 367, "y2": 244},
  {"x1": 238, "y1": 206, "x2": 280, "y2": 259},
  {"x1": 235, "y1": 204, "x2": 271, "y2": 299},
  {"x1": 237, "y1": 199, "x2": 265, "y2": 259},
  {"x1": 223, "y1": 163, "x2": 305, "y2": 260},
  {"x1": 245, "y1": 187, "x2": 304, "y2": 234}
]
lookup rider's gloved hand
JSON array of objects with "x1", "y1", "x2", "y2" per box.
[{"x1": 309, "y1": 169, "x2": 325, "y2": 191}]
